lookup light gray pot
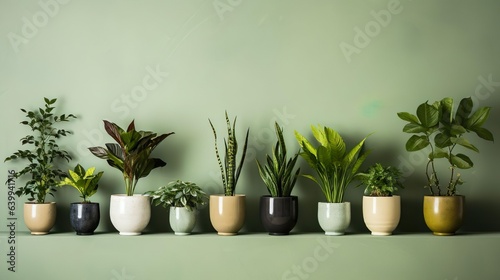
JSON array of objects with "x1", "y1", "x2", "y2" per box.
[
  {"x1": 109, "y1": 194, "x2": 151, "y2": 236},
  {"x1": 169, "y1": 207, "x2": 196, "y2": 235},
  {"x1": 317, "y1": 202, "x2": 351, "y2": 235}
]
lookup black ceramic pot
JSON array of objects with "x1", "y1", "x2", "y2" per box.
[
  {"x1": 260, "y1": 196, "x2": 298, "y2": 235},
  {"x1": 70, "y1": 202, "x2": 100, "y2": 235}
]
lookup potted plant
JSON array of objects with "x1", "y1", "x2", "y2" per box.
[
  {"x1": 358, "y1": 163, "x2": 403, "y2": 236},
  {"x1": 58, "y1": 164, "x2": 104, "y2": 235},
  {"x1": 295, "y1": 125, "x2": 370, "y2": 235},
  {"x1": 257, "y1": 122, "x2": 300, "y2": 235},
  {"x1": 88, "y1": 120, "x2": 174, "y2": 235},
  {"x1": 4, "y1": 97, "x2": 76, "y2": 235},
  {"x1": 208, "y1": 111, "x2": 249, "y2": 235},
  {"x1": 397, "y1": 97, "x2": 494, "y2": 235},
  {"x1": 145, "y1": 180, "x2": 208, "y2": 235}
]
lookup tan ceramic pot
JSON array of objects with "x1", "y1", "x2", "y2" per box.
[
  {"x1": 209, "y1": 195, "x2": 245, "y2": 235},
  {"x1": 423, "y1": 195, "x2": 464, "y2": 236},
  {"x1": 362, "y1": 195, "x2": 400, "y2": 236},
  {"x1": 24, "y1": 202, "x2": 56, "y2": 235}
]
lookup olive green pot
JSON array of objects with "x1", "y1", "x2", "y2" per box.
[{"x1": 423, "y1": 195, "x2": 464, "y2": 236}]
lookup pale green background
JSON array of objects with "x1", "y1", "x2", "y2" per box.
[
  {"x1": 1, "y1": 0, "x2": 500, "y2": 278},
  {"x1": 1, "y1": 0, "x2": 499, "y2": 233}
]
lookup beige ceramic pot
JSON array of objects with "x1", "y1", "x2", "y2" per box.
[
  {"x1": 423, "y1": 195, "x2": 464, "y2": 236},
  {"x1": 24, "y1": 202, "x2": 56, "y2": 235},
  {"x1": 362, "y1": 195, "x2": 400, "y2": 236},
  {"x1": 209, "y1": 194, "x2": 245, "y2": 235}
]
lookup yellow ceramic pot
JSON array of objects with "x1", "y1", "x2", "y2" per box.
[
  {"x1": 24, "y1": 202, "x2": 56, "y2": 235},
  {"x1": 209, "y1": 195, "x2": 245, "y2": 235},
  {"x1": 423, "y1": 195, "x2": 464, "y2": 236}
]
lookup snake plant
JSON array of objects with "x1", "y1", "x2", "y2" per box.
[
  {"x1": 209, "y1": 111, "x2": 249, "y2": 196},
  {"x1": 257, "y1": 122, "x2": 300, "y2": 197}
]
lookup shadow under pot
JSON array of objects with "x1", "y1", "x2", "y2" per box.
[
  {"x1": 70, "y1": 202, "x2": 100, "y2": 235},
  {"x1": 260, "y1": 196, "x2": 298, "y2": 235}
]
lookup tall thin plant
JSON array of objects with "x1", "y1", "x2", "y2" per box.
[
  {"x1": 5, "y1": 97, "x2": 76, "y2": 203},
  {"x1": 257, "y1": 122, "x2": 300, "y2": 197},
  {"x1": 209, "y1": 111, "x2": 249, "y2": 196}
]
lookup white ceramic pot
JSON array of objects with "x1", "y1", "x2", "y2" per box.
[
  {"x1": 317, "y1": 202, "x2": 351, "y2": 236},
  {"x1": 169, "y1": 207, "x2": 197, "y2": 235},
  {"x1": 362, "y1": 195, "x2": 400, "y2": 236},
  {"x1": 109, "y1": 194, "x2": 151, "y2": 235}
]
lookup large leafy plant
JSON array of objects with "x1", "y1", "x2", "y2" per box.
[
  {"x1": 397, "y1": 97, "x2": 494, "y2": 196},
  {"x1": 257, "y1": 122, "x2": 300, "y2": 197},
  {"x1": 358, "y1": 163, "x2": 403, "y2": 196},
  {"x1": 295, "y1": 125, "x2": 370, "y2": 203},
  {"x1": 209, "y1": 111, "x2": 249, "y2": 196},
  {"x1": 5, "y1": 97, "x2": 76, "y2": 203},
  {"x1": 88, "y1": 120, "x2": 174, "y2": 196},
  {"x1": 145, "y1": 180, "x2": 208, "y2": 211},
  {"x1": 58, "y1": 164, "x2": 104, "y2": 203}
]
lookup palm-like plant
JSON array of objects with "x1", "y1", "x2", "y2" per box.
[
  {"x1": 88, "y1": 120, "x2": 174, "y2": 196},
  {"x1": 257, "y1": 122, "x2": 300, "y2": 197},
  {"x1": 58, "y1": 164, "x2": 104, "y2": 203},
  {"x1": 209, "y1": 111, "x2": 249, "y2": 196},
  {"x1": 295, "y1": 125, "x2": 370, "y2": 203}
]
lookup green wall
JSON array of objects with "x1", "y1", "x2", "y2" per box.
[
  {"x1": 1, "y1": 0, "x2": 500, "y2": 233},
  {"x1": 2, "y1": 1, "x2": 500, "y2": 279}
]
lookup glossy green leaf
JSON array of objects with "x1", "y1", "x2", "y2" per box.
[
  {"x1": 471, "y1": 127, "x2": 494, "y2": 141},
  {"x1": 452, "y1": 137, "x2": 479, "y2": 153},
  {"x1": 439, "y1": 98, "x2": 454, "y2": 125},
  {"x1": 429, "y1": 147, "x2": 448, "y2": 160},
  {"x1": 434, "y1": 132, "x2": 452, "y2": 148},
  {"x1": 405, "y1": 135, "x2": 429, "y2": 151},
  {"x1": 465, "y1": 107, "x2": 491, "y2": 129},
  {"x1": 455, "y1": 97, "x2": 472, "y2": 125},
  {"x1": 402, "y1": 123, "x2": 427, "y2": 133},
  {"x1": 417, "y1": 102, "x2": 440, "y2": 128},
  {"x1": 397, "y1": 112, "x2": 419, "y2": 124},
  {"x1": 451, "y1": 153, "x2": 473, "y2": 169}
]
